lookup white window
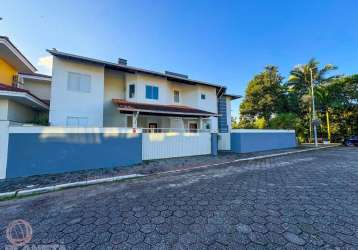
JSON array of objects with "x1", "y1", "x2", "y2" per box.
[
  {"x1": 67, "y1": 72, "x2": 91, "y2": 93},
  {"x1": 174, "y1": 90, "x2": 180, "y2": 103},
  {"x1": 66, "y1": 117, "x2": 88, "y2": 127}
]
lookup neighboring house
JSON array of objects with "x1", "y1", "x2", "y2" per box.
[
  {"x1": 48, "y1": 49, "x2": 240, "y2": 131},
  {"x1": 0, "y1": 36, "x2": 51, "y2": 124}
]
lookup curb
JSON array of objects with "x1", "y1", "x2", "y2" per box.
[
  {"x1": 231, "y1": 144, "x2": 339, "y2": 162},
  {"x1": 147, "y1": 145, "x2": 340, "y2": 176},
  {"x1": 0, "y1": 191, "x2": 16, "y2": 199},
  {"x1": 0, "y1": 145, "x2": 339, "y2": 199},
  {"x1": 1, "y1": 174, "x2": 144, "y2": 199}
]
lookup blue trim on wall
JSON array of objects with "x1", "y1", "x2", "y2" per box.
[
  {"x1": 231, "y1": 132, "x2": 296, "y2": 153},
  {"x1": 6, "y1": 133, "x2": 142, "y2": 178},
  {"x1": 217, "y1": 96, "x2": 228, "y2": 133}
]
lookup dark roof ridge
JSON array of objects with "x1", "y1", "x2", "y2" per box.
[{"x1": 47, "y1": 49, "x2": 225, "y2": 89}]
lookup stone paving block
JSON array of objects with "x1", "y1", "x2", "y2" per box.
[{"x1": 0, "y1": 147, "x2": 357, "y2": 249}]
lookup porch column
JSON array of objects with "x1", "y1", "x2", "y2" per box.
[
  {"x1": 211, "y1": 133, "x2": 218, "y2": 156},
  {"x1": 210, "y1": 116, "x2": 218, "y2": 133},
  {"x1": 199, "y1": 118, "x2": 203, "y2": 130},
  {"x1": 133, "y1": 111, "x2": 139, "y2": 129}
]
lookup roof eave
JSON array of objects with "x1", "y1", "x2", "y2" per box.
[
  {"x1": 0, "y1": 90, "x2": 49, "y2": 110},
  {"x1": 224, "y1": 94, "x2": 242, "y2": 100},
  {"x1": 18, "y1": 72, "x2": 52, "y2": 82},
  {"x1": 117, "y1": 107, "x2": 217, "y2": 117},
  {"x1": 0, "y1": 36, "x2": 37, "y2": 73}
]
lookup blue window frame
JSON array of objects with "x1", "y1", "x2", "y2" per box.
[
  {"x1": 129, "y1": 84, "x2": 135, "y2": 98},
  {"x1": 146, "y1": 85, "x2": 159, "y2": 100}
]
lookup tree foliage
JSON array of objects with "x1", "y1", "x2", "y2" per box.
[
  {"x1": 269, "y1": 113, "x2": 300, "y2": 129},
  {"x1": 237, "y1": 59, "x2": 357, "y2": 142},
  {"x1": 239, "y1": 65, "x2": 286, "y2": 126},
  {"x1": 287, "y1": 58, "x2": 338, "y2": 98}
]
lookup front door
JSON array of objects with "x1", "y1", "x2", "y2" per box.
[{"x1": 189, "y1": 123, "x2": 198, "y2": 133}]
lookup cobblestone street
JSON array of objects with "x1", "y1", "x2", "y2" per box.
[{"x1": 0, "y1": 147, "x2": 357, "y2": 249}]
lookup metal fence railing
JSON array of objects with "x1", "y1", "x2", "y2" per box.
[
  {"x1": 141, "y1": 128, "x2": 210, "y2": 133},
  {"x1": 7, "y1": 125, "x2": 212, "y2": 134}
]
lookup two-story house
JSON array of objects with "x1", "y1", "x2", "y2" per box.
[
  {"x1": 48, "y1": 49, "x2": 240, "y2": 132},
  {"x1": 0, "y1": 36, "x2": 51, "y2": 124}
]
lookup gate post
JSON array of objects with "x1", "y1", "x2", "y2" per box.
[
  {"x1": 211, "y1": 133, "x2": 218, "y2": 156},
  {"x1": 0, "y1": 121, "x2": 9, "y2": 179}
]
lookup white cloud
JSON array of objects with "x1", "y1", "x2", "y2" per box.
[{"x1": 37, "y1": 55, "x2": 53, "y2": 75}]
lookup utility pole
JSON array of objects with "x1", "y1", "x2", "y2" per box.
[{"x1": 310, "y1": 68, "x2": 318, "y2": 147}]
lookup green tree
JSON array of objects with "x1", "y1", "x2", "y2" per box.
[
  {"x1": 337, "y1": 75, "x2": 358, "y2": 106},
  {"x1": 231, "y1": 117, "x2": 239, "y2": 129},
  {"x1": 236, "y1": 117, "x2": 256, "y2": 129},
  {"x1": 287, "y1": 58, "x2": 338, "y2": 141},
  {"x1": 238, "y1": 59, "x2": 356, "y2": 142},
  {"x1": 315, "y1": 85, "x2": 336, "y2": 141},
  {"x1": 269, "y1": 113, "x2": 305, "y2": 142},
  {"x1": 327, "y1": 75, "x2": 358, "y2": 138},
  {"x1": 287, "y1": 58, "x2": 338, "y2": 99},
  {"x1": 269, "y1": 113, "x2": 300, "y2": 129},
  {"x1": 239, "y1": 65, "x2": 286, "y2": 127}
]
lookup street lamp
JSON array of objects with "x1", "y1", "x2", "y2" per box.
[{"x1": 310, "y1": 68, "x2": 319, "y2": 147}]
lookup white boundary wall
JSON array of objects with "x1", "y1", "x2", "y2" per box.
[
  {"x1": 218, "y1": 132, "x2": 231, "y2": 150},
  {"x1": 142, "y1": 132, "x2": 211, "y2": 160},
  {"x1": 0, "y1": 121, "x2": 9, "y2": 179}
]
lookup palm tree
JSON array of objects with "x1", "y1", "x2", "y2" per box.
[
  {"x1": 288, "y1": 58, "x2": 337, "y2": 97},
  {"x1": 315, "y1": 86, "x2": 332, "y2": 141},
  {"x1": 287, "y1": 58, "x2": 338, "y2": 142}
]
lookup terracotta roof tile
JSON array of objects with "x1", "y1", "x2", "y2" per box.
[
  {"x1": 0, "y1": 83, "x2": 49, "y2": 107},
  {"x1": 113, "y1": 99, "x2": 215, "y2": 117}
]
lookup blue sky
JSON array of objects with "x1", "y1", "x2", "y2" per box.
[{"x1": 1, "y1": 0, "x2": 358, "y2": 117}]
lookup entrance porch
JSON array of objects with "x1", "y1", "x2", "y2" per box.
[
  {"x1": 126, "y1": 115, "x2": 211, "y2": 132},
  {"x1": 112, "y1": 99, "x2": 217, "y2": 132}
]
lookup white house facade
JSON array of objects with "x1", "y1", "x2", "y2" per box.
[
  {"x1": 0, "y1": 37, "x2": 301, "y2": 181},
  {"x1": 48, "y1": 49, "x2": 240, "y2": 132}
]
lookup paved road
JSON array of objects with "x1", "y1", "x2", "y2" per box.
[{"x1": 0, "y1": 147, "x2": 357, "y2": 249}]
